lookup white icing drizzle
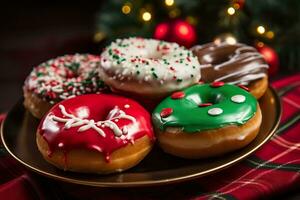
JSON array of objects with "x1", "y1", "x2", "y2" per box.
[
  {"x1": 208, "y1": 108, "x2": 223, "y2": 116},
  {"x1": 231, "y1": 95, "x2": 246, "y2": 103},
  {"x1": 51, "y1": 105, "x2": 136, "y2": 137},
  {"x1": 192, "y1": 42, "x2": 268, "y2": 85}
]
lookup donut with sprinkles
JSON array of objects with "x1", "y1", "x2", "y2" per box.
[
  {"x1": 99, "y1": 37, "x2": 202, "y2": 101},
  {"x1": 23, "y1": 54, "x2": 107, "y2": 118},
  {"x1": 152, "y1": 82, "x2": 262, "y2": 159}
]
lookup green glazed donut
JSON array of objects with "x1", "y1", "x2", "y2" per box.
[{"x1": 152, "y1": 82, "x2": 258, "y2": 132}]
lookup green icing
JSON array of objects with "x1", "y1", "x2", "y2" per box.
[{"x1": 152, "y1": 84, "x2": 258, "y2": 133}]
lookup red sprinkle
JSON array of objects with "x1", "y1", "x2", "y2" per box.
[
  {"x1": 198, "y1": 103, "x2": 213, "y2": 107},
  {"x1": 238, "y1": 84, "x2": 250, "y2": 92},
  {"x1": 50, "y1": 80, "x2": 58, "y2": 86},
  {"x1": 169, "y1": 66, "x2": 175, "y2": 71},
  {"x1": 171, "y1": 91, "x2": 185, "y2": 99},
  {"x1": 47, "y1": 91, "x2": 56, "y2": 99},
  {"x1": 211, "y1": 81, "x2": 225, "y2": 87},
  {"x1": 160, "y1": 108, "x2": 173, "y2": 118},
  {"x1": 186, "y1": 57, "x2": 191, "y2": 62},
  {"x1": 162, "y1": 45, "x2": 170, "y2": 50},
  {"x1": 198, "y1": 80, "x2": 205, "y2": 84},
  {"x1": 113, "y1": 49, "x2": 120, "y2": 54}
]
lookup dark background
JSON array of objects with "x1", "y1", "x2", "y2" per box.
[
  {"x1": 0, "y1": 1, "x2": 104, "y2": 112},
  {"x1": 0, "y1": 1, "x2": 299, "y2": 199}
]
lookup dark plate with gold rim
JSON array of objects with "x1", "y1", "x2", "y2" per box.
[{"x1": 1, "y1": 87, "x2": 281, "y2": 187}]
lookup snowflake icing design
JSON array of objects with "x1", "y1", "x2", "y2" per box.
[{"x1": 51, "y1": 104, "x2": 136, "y2": 137}]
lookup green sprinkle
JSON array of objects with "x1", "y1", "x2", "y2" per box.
[
  {"x1": 112, "y1": 55, "x2": 119, "y2": 59},
  {"x1": 65, "y1": 62, "x2": 80, "y2": 72},
  {"x1": 135, "y1": 65, "x2": 139, "y2": 68},
  {"x1": 177, "y1": 79, "x2": 183, "y2": 82},
  {"x1": 190, "y1": 74, "x2": 194, "y2": 78},
  {"x1": 36, "y1": 72, "x2": 44, "y2": 77},
  {"x1": 136, "y1": 71, "x2": 140, "y2": 75},
  {"x1": 151, "y1": 68, "x2": 155, "y2": 71},
  {"x1": 152, "y1": 72, "x2": 158, "y2": 79}
]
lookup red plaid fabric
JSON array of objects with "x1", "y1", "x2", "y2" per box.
[{"x1": 1, "y1": 74, "x2": 300, "y2": 200}]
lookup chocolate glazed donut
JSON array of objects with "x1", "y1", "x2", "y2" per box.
[{"x1": 191, "y1": 42, "x2": 269, "y2": 99}]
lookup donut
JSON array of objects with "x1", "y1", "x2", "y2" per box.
[
  {"x1": 152, "y1": 82, "x2": 262, "y2": 159},
  {"x1": 23, "y1": 54, "x2": 107, "y2": 118},
  {"x1": 191, "y1": 42, "x2": 269, "y2": 99},
  {"x1": 36, "y1": 94, "x2": 154, "y2": 174},
  {"x1": 99, "y1": 37, "x2": 201, "y2": 102}
]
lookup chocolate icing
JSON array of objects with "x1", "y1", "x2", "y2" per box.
[{"x1": 192, "y1": 42, "x2": 268, "y2": 85}]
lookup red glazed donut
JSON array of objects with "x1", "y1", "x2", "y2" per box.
[{"x1": 36, "y1": 94, "x2": 155, "y2": 174}]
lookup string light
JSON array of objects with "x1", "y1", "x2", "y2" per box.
[
  {"x1": 169, "y1": 8, "x2": 181, "y2": 18},
  {"x1": 214, "y1": 35, "x2": 237, "y2": 45},
  {"x1": 186, "y1": 16, "x2": 197, "y2": 25},
  {"x1": 165, "y1": 0, "x2": 174, "y2": 6},
  {"x1": 256, "y1": 41, "x2": 264, "y2": 48},
  {"x1": 257, "y1": 26, "x2": 265, "y2": 34},
  {"x1": 142, "y1": 11, "x2": 152, "y2": 21},
  {"x1": 93, "y1": 31, "x2": 106, "y2": 43},
  {"x1": 227, "y1": 7, "x2": 236, "y2": 15},
  {"x1": 233, "y1": 3, "x2": 240, "y2": 9},
  {"x1": 121, "y1": 3, "x2": 132, "y2": 14},
  {"x1": 266, "y1": 31, "x2": 275, "y2": 39}
]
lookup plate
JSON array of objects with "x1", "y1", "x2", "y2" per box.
[{"x1": 1, "y1": 87, "x2": 281, "y2": 187}]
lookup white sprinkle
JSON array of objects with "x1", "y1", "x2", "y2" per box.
[
  {"x1": 122, "y1": 126, "x2": 128, "y2": 135},
  {"x1": 58, "y1": 142, "x2": 64, "y2": 147},
  {"x1": 208, "y1": 108, "x2": 223, "y2": 116},
  {"x1": 124, "y1": 104, "x2": 130, "y2": 108},
  {"x1": 231, "y1": 95, "x2": 246, "y2": 103}
]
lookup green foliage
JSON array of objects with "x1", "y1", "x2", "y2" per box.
[{"x1": 96, "y1": 0, "x2": 300, "y2": 71}]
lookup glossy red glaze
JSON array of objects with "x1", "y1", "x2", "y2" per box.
[
  {"x1": 171, "y1": 91, "x2": 185, "y2": 99},
  {"x1": 38, "y1": 94, "x2": 155, "y2": 163},
  {"x1": 160, "y1": 108, "x2": 173, "y2": 118},
  {"x1": 238, "y1": 84, "x2": 250, "y2": 92},
  {"x1": 198, "y1": 103, "x2": 213, "y2": 107},
  {"x1": 210, "y1": 81, "x2": 225, "y2": 87}
]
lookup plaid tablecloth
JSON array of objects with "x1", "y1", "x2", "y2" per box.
[{"x1": 1, "y1": 74, "x2": 300, "y2": 200}]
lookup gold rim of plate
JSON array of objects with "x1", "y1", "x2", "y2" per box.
[{"x1": 0, "y1": 86, "x2": 282, "y2": 187}]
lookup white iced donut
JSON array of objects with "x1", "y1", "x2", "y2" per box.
[{"x1": 99, "y1": 37, "x2": 201, "y2": 101}]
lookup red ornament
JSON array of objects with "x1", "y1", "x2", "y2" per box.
[
  {"x1": 154, "y1": 20, "x2": 197, "y2": 48},
  {"x1": 211, "y1": 81, "x2": 225, "y2": 87},
  {"x1": 171, "y1": 91, "x2": 185, "y2": 99},
  {"x1": 256, "y1": 44, "x2": 279, "y2": 76},
  {"x1": 154, "y1": 23, "x2": 169, "y2": 39},
  {"x1": 233, "y1": 0, "x2": 245, "y2": 9},
  {"x1": 198, "y1": 103, "x2": 213, "y2": 107},
  {"x1": 160, "y1": 108, "x2": 173, "y2": 118}
]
